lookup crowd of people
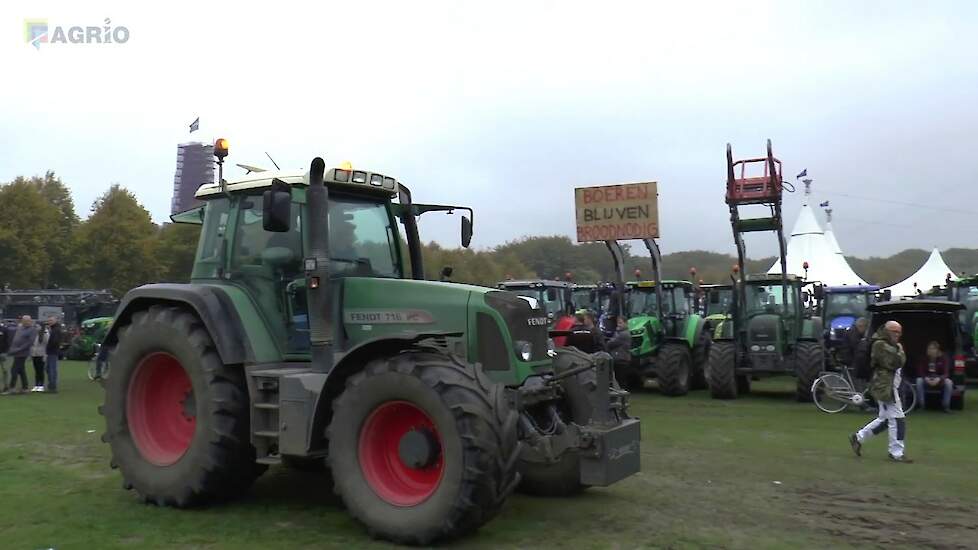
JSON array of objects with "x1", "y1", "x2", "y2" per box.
[
  {"x1": 562, "y1": 309, "x2": 632, "y2": 361},
  {"x1": 0, "y1": 315, "x2": 63, "y2": 395}
]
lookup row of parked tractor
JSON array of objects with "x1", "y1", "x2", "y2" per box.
[{"x1": 93, "y1": 139, "x2": 971, "y2": 547}]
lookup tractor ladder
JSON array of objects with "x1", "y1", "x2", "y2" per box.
[{"x1": 726, "y1": 139, "x2": 789, "y2": 309}]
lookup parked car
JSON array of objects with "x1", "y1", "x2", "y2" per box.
[{"x1": 866, "y1": 300, "x2": 967, "y2": 410}]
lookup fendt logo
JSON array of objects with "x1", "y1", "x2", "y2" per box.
[{"x1": 24, "y1": 18, "x2": 130, "y2": 50}]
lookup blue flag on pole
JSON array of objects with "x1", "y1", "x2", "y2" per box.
[
  {"x1": 189, "y1": 117, "x2": 199, "y2": 133},
  {"x1": 796, "y1": 169, "x2": 807, "y2": 179},
  {"x1": 819, "y1": 200, "x2": 829, "y2": 207}
]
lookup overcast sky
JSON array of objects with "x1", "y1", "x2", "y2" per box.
[{"x1": 3, "y1": 1, "x2": 977, "y2": 258}]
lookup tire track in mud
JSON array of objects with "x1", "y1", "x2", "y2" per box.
[{"x1": 786, "y1": 486, "x2": 977, "y2": 549}]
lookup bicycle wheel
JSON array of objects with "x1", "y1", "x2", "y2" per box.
[
  {"x1": 812, "y1": 373, "x2": 852, "y2": 413},
  {"x1": 899, "y1": 379, "x2": 917, "y2": 414}
]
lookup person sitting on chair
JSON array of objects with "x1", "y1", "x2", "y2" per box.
[{"x1": 915, "y1": 340, "x2": 953, "y2": 413}]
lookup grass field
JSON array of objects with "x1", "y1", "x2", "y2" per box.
[{"x1": 1, "y1": 361, "x2": 976, "y2": 549}]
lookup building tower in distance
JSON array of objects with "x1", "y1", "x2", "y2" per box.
[{"x1": 171, "y1": 142, "x2": 214, "y2": 215}]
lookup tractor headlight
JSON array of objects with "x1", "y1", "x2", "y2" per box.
[
  {"x1": 515, "y1": 340, "x2": 533, "y2": 361},
  {"x1": 750, "y1": 345, "x2": 761, "y2": 352},
  {"x1": 765, "y1": 344, "x2": 776, "y2": 352}
]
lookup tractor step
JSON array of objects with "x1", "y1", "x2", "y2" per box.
[
  {"x1": 245, "y1": 363, "x2": 327, "y2": 465},
  {"x1": 256, "y1": 455, "x2": 282, "y2": 465},
  {"x1": 254, "y1": 430, "x2": 280, "y2": 438}
]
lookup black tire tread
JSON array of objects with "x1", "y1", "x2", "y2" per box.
[
  {"x1": 707, "y1": 341, "x2": 737, "y2": 399},
  {"x1": 795, "y1": 342, "x2": 825, "y2": 402},
  {"x1": 327, "y1": 351, "x2": 518, "y2": 545},
  {"x1": 690, "y1": 326, "x2": 711, "y2": 390},
  {"x1": 657, "y1": 343, "x2": 692, "y2": 396},
  {"x1": 100, "y1": 304, "x2": 264, "y2": 507}
]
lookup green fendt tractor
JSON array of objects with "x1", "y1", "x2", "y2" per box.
[
  {"x1": 99, "y1": 144, "x2": 639, "y2": 545},
  {"x1": 607, "y1": 239, "x2": 711, "y2": 395},
  {"x1": 707, "y1": 141, "x2": 824, "y2": 400}
]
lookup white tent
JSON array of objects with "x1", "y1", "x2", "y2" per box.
[
  {"x1": 767, "y1": 203, "x2": 867, "y2": 286},
  {"x1": 885, "y1": 248, "x2": 958, "y2": 297},
  {"x1": 822, "y1": 211, "x2": 869, "y2": 286}
]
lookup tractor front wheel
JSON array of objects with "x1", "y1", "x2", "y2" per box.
[
  {"x1": 101, "y1": 305, "x2": 264, "y2": 507},
  {"x1": 690, "y1": 328, "x2": 711, "y2": 390},
  {"x1": 795, "y1": 342, "x2": 825, "y2": 402},
  {"x1": 328, "y1": 351, "x2": 518, "y2": 545},
  {"x1": 707, "y1": 341, "x2": 737, "y2": 399},
  {"x1": 657, "y1": 343, "x2": 692, "y2": 396}
]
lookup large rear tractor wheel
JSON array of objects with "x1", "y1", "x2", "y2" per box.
[
  {"x1": 690, "y1": 328, "x2": 711, "y2": 390},
  {"x1": 327, "y1": 351, "x2": 518, "y2": 545},
  {"x1": 707, "y1": 341, "x2": 737, "y2": 399},
  {"x1": 101, "y1": 305, "x2": 264, "y2": 507},
  {"x1": 657, "y1": 343, "x2": 692, "y2": 396},
  {"x1": 795, "y1": 342, "x2": 825, "y2": 402}
]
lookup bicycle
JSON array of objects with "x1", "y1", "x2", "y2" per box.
[{"x1": 811, "y1": 365, "x2": 916, "y2": 414}]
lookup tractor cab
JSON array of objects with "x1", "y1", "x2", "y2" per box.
[
  {"x1": 571, "y1": 284, "x2": 598, "y2": 313},
  {"x1": 821, "y1": 285, "x2": 882, "y2": 348},
  {"x1": 700, "y1": 283, "x2": 733, "y2": 324},
  {"x1": 625, "y1": 280, "x2": 695, "y2": 353},
  {"x1": 496, "y1": 280, "x2": 575, "y2": 329}
]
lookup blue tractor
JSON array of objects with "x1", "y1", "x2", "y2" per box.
[{"x1": 821, "y1": 285, "x2": 887, "y2": 358}]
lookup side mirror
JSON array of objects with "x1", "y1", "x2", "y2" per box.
[
  {"x1": 440, "y1": 266, "x2": 454, "y2": 281},
  {"x1": 813, "y1": 285, "x2": 824, "y2": 301},
  {"x1": 883, "y1": 289, "x2": 892, "y2": 302},
  {"x1": 262, "y1": 178, "x2": 292, "y2": 232},
  {"x1": 802, "y1": 291, "x2": 810, "y2": 303},
  {"x1": 461, "y1": 216, "x2": 473, "y2": 248},
  {"x1": 589, "y1": 290, "x2": 597, "y2": 303},
  {"x1": 546, "y1": 288, "x2": 558, "y2": 301}
]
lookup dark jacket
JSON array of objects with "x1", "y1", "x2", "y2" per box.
[
  {"x1": 915, "y1": 355, "x2": 950, "y2": 378},
  {"x1": 840, "y1": 326, "x2": 865, "y2": 366},
  {"x1": 45, "y1": 323, "x2": 63, "y2": 354},
  {"x1": 605, "y1": 327, "x2": 631, "y2": 361},
  {"x1": 8, "y1": 325, "x2": 39, "y2": 358},
  {"x1": 0, "y1": 326, "x2": 9, "y2": 354},
  {"x1": 868, "y1": 326, "x2": 906, "y2": 403}
]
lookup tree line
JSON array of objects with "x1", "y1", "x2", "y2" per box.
[{"x1": 3, "y1": 172, "x2": 976, "y2": 296}]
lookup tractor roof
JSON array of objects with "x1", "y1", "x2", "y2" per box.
[
  {"x1": 498, "y1": 280, "x2": 573, "y2": 289},
  {"x1": 699, "y1": 284, "x2": 732, "y2": 290},
  {"x1": 744, "y1": 273, "x2": 804, "y2": 283},
  {"x1": 627, "y1": 280, "x2": 693, "y2": 289},
  {"x1": 824, "y1": 285, "x2": 881, "y2": 293},
  {"x1": 869, "y1": 299, "x2": 965, "y2": 313},
  {"x1": 196, "y1": 166, "x2": 399, "y2": 198}
]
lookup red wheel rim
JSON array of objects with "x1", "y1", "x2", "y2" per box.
[
  {"x1": 358, "y1": 401, "x2": 444, "y2": 506},
  {"x1": 126, "y1": 352, "x2": 196, "y2": 466}
]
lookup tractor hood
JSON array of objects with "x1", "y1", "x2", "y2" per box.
[
  {"x1": 830, "y1": 315, "x2": 856, "y2": 331},
  {"x1": 747, "y1": 314, "x2": 782, "y2": 344},
  {"x1": 340, "y1": 277, "x2": 550, "y2": 385}
]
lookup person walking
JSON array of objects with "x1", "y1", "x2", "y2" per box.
[
  {"x1": 849, "y1": 321, "x2": 913, "y2": 463},
  {"x1": 0, "y1": 322, "x2": 11, "y2": 393},
  {"x1": 45, "y1": 316, "x2": 63, "y2": 393},
  {"x1": 30, "y1": 322, "x2": 49, "y2": 392},
  {"x1": 3, "y1": 316, "x2": 38, "y2": 395}
]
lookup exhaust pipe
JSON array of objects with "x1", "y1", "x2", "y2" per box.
[{"x1": 305, "y1": 157, "x2": 334, "y2": 373}]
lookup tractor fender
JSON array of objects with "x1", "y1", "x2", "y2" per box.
[
  {"x1": 683, "y1": 315, "x2": 707, "y2": 348},
  {"x1": 102, "y1": 283, "x2": 253, "y2": 365},
  {"x1": 306, "y1": 331, "x2": 466, "y2": 453}
]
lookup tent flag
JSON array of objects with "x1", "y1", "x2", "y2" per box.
[
  {"x1": 819, "y1": 200, "x2": 829, "y2": 207},
  {"x1": 796, "y1": 169, "x2": 807, "y2": 179},
  {"x1": 189, "y1": 117, "x2": 199, "y2": 133}
]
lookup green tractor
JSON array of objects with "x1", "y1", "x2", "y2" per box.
[
  {"x1": 99, "y1": 146, "x2": 639, "y2": 545},
  {"x1": 699, "y1": 283, "x2": 733, "y2": 336},
  {"x1": 707, "y1": 141, "x2": 824, "y2": 400},
  {"x1": 67, "y1": 316, "x2": 114, "y2": 360},
  {"x1": 606, "y1": 239, "x2": 711, "y2": 395},
  {"x1": 571, "y1": 283, "x2": 598, "y2": 313}
]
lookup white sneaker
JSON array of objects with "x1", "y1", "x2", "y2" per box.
[{"x1": 31, "y1": 386, "x2": 41, "y2": 393}]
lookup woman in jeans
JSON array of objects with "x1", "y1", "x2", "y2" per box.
[{"x1": 30, "y1": 325, "x2": 48, "y2": 392}]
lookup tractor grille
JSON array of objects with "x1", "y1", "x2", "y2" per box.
[{"x1": 484, "y1": 291, "x2": 550, "y2": 362}]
